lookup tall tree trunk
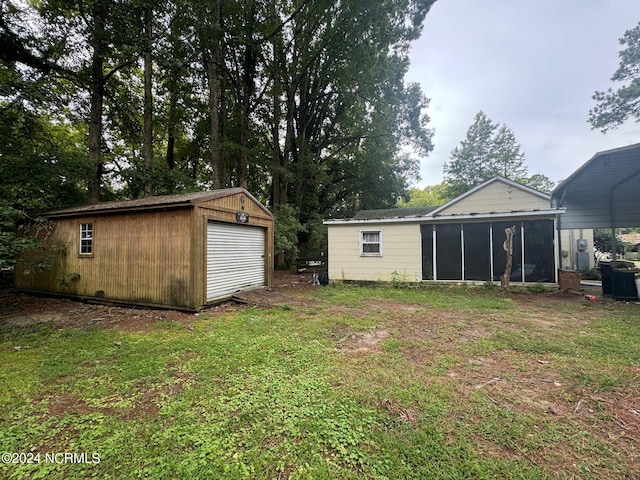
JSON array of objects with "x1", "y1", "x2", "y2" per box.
[
  {"x1": 206, "y1": 55, "x2": 222, "y2": 189},
  {"x1": 201, "y1": 1, "x2": 223, "y2": 189},
  {"x1": 237, "y1": 2, "x2": 258, "y2": 189},
  {"x1": 293, "y1": 74, "x2": 311, "y2": 219},
  {"x1": 165, "y1": 16, "x2": 179, "y2": 173},
  {"x1": 270, "y1": 0, "x2": 286, "y2": 209},
  {"x1": 143, "y1": 4, "x2": 153, "y2": 197},
  {"x1": 87, "y1": 0, "x2": 108, "y2": 205},
  {"x1": 166, "y1": 108, "x2": 175, "y2": 171}
]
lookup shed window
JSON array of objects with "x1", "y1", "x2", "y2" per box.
[
  {"x1": 80, "y1": 223, "x2": 93, "y2": 255},
  {"x1": 361, "y1": 231, "x2": 382, "y2": 256}
]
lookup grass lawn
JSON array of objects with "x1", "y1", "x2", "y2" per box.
[{"x1": 1, "y1": 279, "x2": 639, "y2": 479}]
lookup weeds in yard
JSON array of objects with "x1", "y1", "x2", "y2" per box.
[{"x1": 1, "y1": 284, "x2": 639, "y2": 479}]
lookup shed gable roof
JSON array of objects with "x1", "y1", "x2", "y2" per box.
[{"x1": 46, "y1": 187, "x2": 273, "y2": 218}]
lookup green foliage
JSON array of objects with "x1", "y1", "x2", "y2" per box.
[
  {"x1": 304, "y1": 214, "x2": 328, "y2": 258},
  {"x1": 589, "y1": 21, "x2": 640, "y2": 132},
  {"x1": 443, "y1": 111, "x2": 558, "y2": 197},
  {"x1": 518, "y1": 173, "x2": 556, "y2": 194},
  {"x1": 399, "y1": 182, "x2": 453, "y2": 207},
  {"x1": 274, "y1": 205, "x2": 305, "y2": 268},
  {"x1": 2, "y1": 0, "x2": 437, "y2": 257},
  {"x1": 0, "y1": 104, "x2": 86, "y2": 268},
  {"x1": 444, "y1": 111, "x2": 528, "y2": 197},
  {"x1": 526, "y1": 283, "x2": 547, "y2": 294},
  {"x1": 390, "y1": 270, "x2": 412, "y2": 287},
  {"x1": 57, "y1": 272, "x2": 80, "y2": 287},
  {"x1": 593, "y1": 228, "x2": 626, "y2": 256}
]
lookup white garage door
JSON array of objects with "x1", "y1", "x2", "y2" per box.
[{"x1": 207, "y1": 222, "x2": 266, "y2": 301}]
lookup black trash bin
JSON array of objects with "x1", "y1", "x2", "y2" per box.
[
  {"x1": 609, "y1": 261, "x2": 639, "y2": 301},
  {"x1": 599, "y1": 261, "x2": 612, "y2": 297}
]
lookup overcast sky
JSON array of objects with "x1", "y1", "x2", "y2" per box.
[{"x1": 406, "y1": 0, "x2": 640, "y2": 188}]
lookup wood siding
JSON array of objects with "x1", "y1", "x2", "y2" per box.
[
  {"x1": 16, "y1": 208, "x2": 194, "y2": 307},
  {"x1": 15, "y1": 189, "x2": 274, "y2": 309},
  {"x1": 438, "y1": 181, "x2": 549, "y2": 216},
  {"x1": 328, "y1": 223, "x2": 421, "y2": 282}
]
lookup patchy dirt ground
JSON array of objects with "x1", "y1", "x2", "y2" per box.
[
  {"x1": 1, "y1": 272, "x2": 639, "y2": 477},
  {"x1": 0, "y1": 271, "x2": 317, "y2": 332},
  {"x1": 0, "y1": 271, "x2": 616, "y2": 334}
]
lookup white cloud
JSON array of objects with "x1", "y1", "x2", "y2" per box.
[{"x1": 407, "y1": 0, "x2": 640, "y2": 186}]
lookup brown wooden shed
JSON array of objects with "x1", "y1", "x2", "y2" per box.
[{"x1": 15, "y1": 188, "x2": 274, "y2": 310}]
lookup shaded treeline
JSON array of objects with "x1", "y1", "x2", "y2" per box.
[{"x1": 0, "y1": 0, "x2": 435, "y2": 265}]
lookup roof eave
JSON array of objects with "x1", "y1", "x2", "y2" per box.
[
  {"x1": 43, "y1": 187, "x2": 275, "y2": 219},
  {"x1": 324, "y1": 208, "x2": 565, "y2": 225},
  {"x1": 45, "y1": 201, "x2": 195, "y2": 218}
]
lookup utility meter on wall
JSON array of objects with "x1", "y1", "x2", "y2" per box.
[{"x1": 577, "y1": 239, "x2": 588, "y2": 252}]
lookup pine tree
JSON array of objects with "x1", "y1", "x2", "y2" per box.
[{"x1": 589, "y1": 21, "x2": 640, "y2": 132}]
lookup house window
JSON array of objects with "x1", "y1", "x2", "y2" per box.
[
  {"x1": 361, "y1": 231, "x2": 382, "y2": 256},
  {"x1": 80, "y1": 223, "x2": 93, "y2": 255}
]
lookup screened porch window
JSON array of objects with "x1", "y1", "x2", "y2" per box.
[
  {"x1": 361, "y1": 231, "x2": 382, "y2": 256},
  {"x1": 80, "y1": 223, "x2": 93, "y2": 255},
  {"x1": 420, "y1": 219, "x2": 554, "y2": 282}
]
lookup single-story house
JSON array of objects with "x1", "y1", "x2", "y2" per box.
[
  {"x1": 15, "y1": 188, "x2": 274, "y2": 310},
  {"x1": 325, "y1": 176, "x2": 570, "y2": 284}
]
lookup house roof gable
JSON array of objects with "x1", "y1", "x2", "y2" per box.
[
  {"x1": 324, "y1": 177, "x2": 558, "y2": 225},
  {"x1": 430, "y1": 176, "x2": 550, "y2": 216}
]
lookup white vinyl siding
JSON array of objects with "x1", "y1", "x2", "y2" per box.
[
  {"x1": 206, "y1": 222, "x2": 265, "y2": 301},
  {"x1": 328, "y1": 224, "x2": 420, "y2": 282}
]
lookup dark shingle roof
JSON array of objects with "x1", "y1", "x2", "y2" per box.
[
  {"x1": 352, "y1": 206, "x2": 439, "y2": 220},
  {"x1": 46, "y1": 188, "x2": 248, "y2": 218}
]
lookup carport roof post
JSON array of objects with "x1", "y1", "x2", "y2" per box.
[{"x1": 551, "y1": 143, "x2": 640, "y2": 260}]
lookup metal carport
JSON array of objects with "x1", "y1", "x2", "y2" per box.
[{"x1": 551, "y1": 143, "x2": 640, "y2": 258}]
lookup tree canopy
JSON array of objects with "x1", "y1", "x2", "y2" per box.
[
  {"x1": 398, "y1": 182, "x2": 452, "y2": 207},
  {"x1": 443, "y1": 111, "x2": 527, "y2": 197},
  {"x1": 589, "y1": 21, "x2": 640, "y2": 132},
  {"x1": 1, "y1": 0, "x2": 436, "y2": 267},
  {"x1": 442, "y1": 110, "x2": 554, "y2": 198}
]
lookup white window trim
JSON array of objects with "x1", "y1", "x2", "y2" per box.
[
  {"x1": 360, "y1": 230, "x2": 382, "y2": 256},
  {"x1": 79, "y1": 223, "x2": 93, "y2": 256}
]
